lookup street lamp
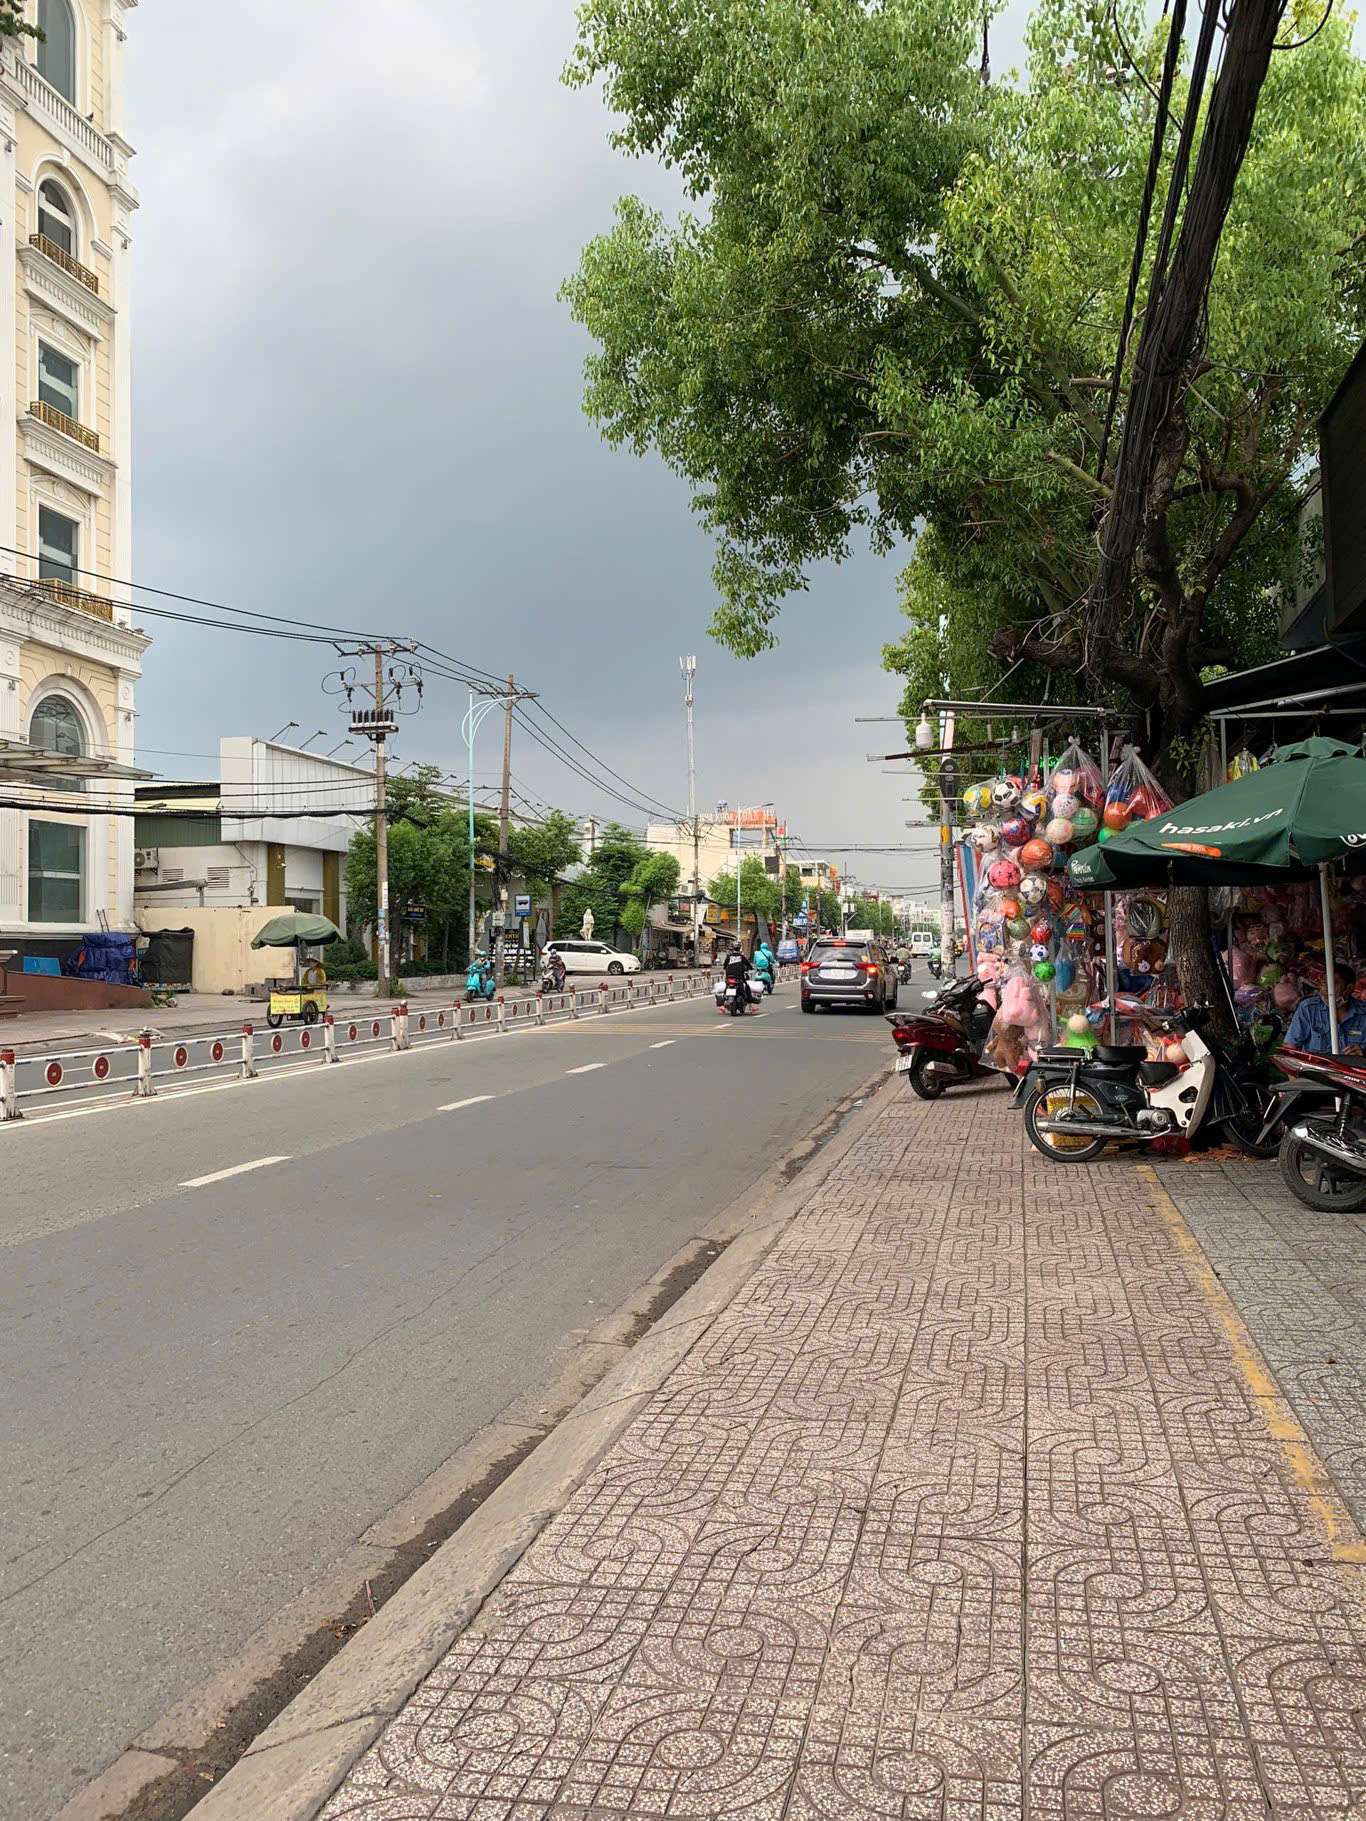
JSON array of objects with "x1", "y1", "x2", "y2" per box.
[{"x1": 268, "y1": 720, "x2": 299, "y2": 744}]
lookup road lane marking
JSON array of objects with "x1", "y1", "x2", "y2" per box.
[
  {"x1": 179, "y1": 1155, "x2": 290, "y2": 1189},
  {"x1": 649, "y1": 1041, "x2": 676, "y2": 1050},
  {"x1": 565, "y1": 1063, "x2": 607, "y2": 1075},
  {"x1": 438, "y1": 1094, "x2": 495, "y2": 1112}
]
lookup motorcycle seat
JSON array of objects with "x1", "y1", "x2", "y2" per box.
[
  {"x1": 1139, "y1": 1059, "x2": 1180, "y2": 1086},
  {"x1": 1094, "y1": 1043, "x2": 1145, "y2": 1065},
  {"x1": 1036, "y1": 1047, "x2": 1081, "y2": 1063}
]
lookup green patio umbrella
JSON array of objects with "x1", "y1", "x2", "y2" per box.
[
  {"x1": 1067, "y1": 738, "x2": 1366, "y2": 1047},
  {"x1": 250, "y1": 912, "x2": 342, "y2": 949}
]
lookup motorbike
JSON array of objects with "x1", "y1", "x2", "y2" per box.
[
  {"x1": 897, "y1": 960, "x2": 914, "y2": 985},
  {"x1": 1275, "y1": 1048, "x2": 1366, "y2": 1212},
  {"x1": 714, "y1": 971, "x2": 765, "y2": 1014},
  {"x1": 1017, "y1": 1004, "x2": 1281, "y2": 1163},
  {"x1": 540, "y1": 962, "x2": 568, "y2": 996},
  {"x1": 888, "y1": 974, "x2": 997, "y2": 1100},
  {"x1": 464, "y1": 956, "x2": 497, "y2": 1002}
]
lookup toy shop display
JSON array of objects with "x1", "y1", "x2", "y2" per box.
[{"x1": 1221, "y1": 873, "x2": 1366, "y2": 1029}]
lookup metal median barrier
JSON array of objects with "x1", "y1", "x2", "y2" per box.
[{"x1": 0, "y1": 966, "x2": 796, "y2": 1123}]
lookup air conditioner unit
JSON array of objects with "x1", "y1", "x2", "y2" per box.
[{"x1": 134, "y1": 847, "x2": 159, "y2": 871}]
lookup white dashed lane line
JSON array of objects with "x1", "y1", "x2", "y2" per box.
[
  {"x1": 438, "y1": 1095, "x2": 496, "y2": 1112},
  {"x1": 649, "y1": 1041, "x2": 676, "y2": 1050},
  {"x1": 565, "y1": 1063, "x2": 607, "y2": 1076},
  {"x1": 179, "y1": 1156, "x2": 291, "y2": 1190}
]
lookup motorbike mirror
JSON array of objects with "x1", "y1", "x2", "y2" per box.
[{"x1": 921, "y1": 989, "x2": 938, "y2": 1001}]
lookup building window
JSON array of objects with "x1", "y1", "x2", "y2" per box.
[
  {"x1": 28, "y1": 819, "x2": 84, "y2": 921},
  {"x1": 37, "y1": 179, "x2": 76, "y2": 255},
  {"x1": 37, "y1": 0, "x2": 76, "y2": 103},
  {"x1": 38, "y1": 342, "x2": 79, "y2": 421},
  {"x1": 38, "y1": 505, "x2": 78, "y2": 583},
  {"x1": 29, "y1": 690, "x2": 84, "y2": 792}
]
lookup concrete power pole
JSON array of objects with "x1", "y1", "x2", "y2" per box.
[
  {"x1": 937, "y1": 710, "x2": 958, "y2": 977},
  {"x1": 495, "y1": 673, "x2": 515, "y2": 987},
  {"x1": 680, "y1": 657, "x2": 700, "y2": 960},
  {"x1": 373, "y1": 648, "x2": 390, "y2": 990}
]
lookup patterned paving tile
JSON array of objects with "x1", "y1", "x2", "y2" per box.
[{"x1": 319, "y1": 1092, "x2": 1366, "y2": 1821}]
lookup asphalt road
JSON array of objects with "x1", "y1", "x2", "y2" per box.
[{"x1": 0, "y1": 988, "x2": 891, "y2": 1818}]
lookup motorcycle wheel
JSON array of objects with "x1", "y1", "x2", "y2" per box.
[
  {"x1": 1023, "y1": 1084, "x2": 1110, "y2": 1163},
  {"x1": 907, "y1": 1056, "x2": 947, "y2": 1101},
  {"x1": 1277, "y1": 1127, "x2": 1366, "y2": 1212},
  {"x1": 1221, "y1": 1100, "x2": 1281, "y2": 1160}
]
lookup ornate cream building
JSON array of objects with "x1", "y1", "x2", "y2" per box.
[{"x1": 0, "y1": 0, "x2": 143, "y2": 956}]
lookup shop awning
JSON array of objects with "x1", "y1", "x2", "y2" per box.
[{"x1": 0, "y1": 737, "x2": 154, "y2": 783}]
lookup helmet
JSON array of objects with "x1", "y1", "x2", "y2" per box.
[
  {"x1": 991, "y1": 776, "x2": 1022, "y2": 811},
  {"x1": 988, "y1": 858, "x2": 1021, "y2": 890},
  {"x1": 1019, "y1": 838, "x2": 1054, "y2": 872}
]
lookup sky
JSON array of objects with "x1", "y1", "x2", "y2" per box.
[{"x1": 121, "y1": 0, "x2": 977, "y2": 900}]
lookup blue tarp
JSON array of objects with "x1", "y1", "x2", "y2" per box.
[{"x1": 63, "y1": 932, "x2": 138, "y2": 985}]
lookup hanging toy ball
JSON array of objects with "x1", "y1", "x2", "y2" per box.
[
  {"x1": 1258, "y1": 963, "x2": 1283, "y2": 988},
  {"x1": 1044, "y1": 816, "x2": 1075, "y2": 848},
  {"x1": 1064, "y1": 1010, "x2": 1096, "y2": 1051},
  {"x1": 991, "y1": 776, "x2": 1023, "y2": 811},
  {"x1": 1051, "y1": 769, "x2": 1077, "y2": 799},
  {"x1": 1028, "y1": 942, "x2": 1050, "y2": 964},
  {"x1": 988, "y1": 858, "x2": 1021, "y2": 890},
  {"x1": 1022, "y1": 788, "x2": 1049, "y2": 822},
  {"x1": 968, "y1": 823, "x2": 998, "y2": 852},
  {"x1": 1046, "y1": 879, "x2": 1067, "y2": 910},
  {"x1": 1051, "y1": 790, "x2": 1080, "y2": 820},
  {"x1": 1070, "y1": 805, "x2": 1099, "y2": 843},
  {"x1": 1097, "y1": 824, "x2": 1115, "y2": 844},
  {"x1": 1033, "y1": 960, "x2": 1056, "y2": 983},
  {"x1": 1103, "y1": 801, "x2": 1132, "y2": 832},
  {"x1": 1006, "y1": 915, "x2": 1031, "y2": 940},
  {"x1": 1019, "y1": 874, "x2": 1048, "y2": 909},
  {"x1": 999, "y1": 896, "x2": 1022, "y2": 922},
  {"x1": 1020, "y1": 837, "x2": 1054, "y2": 872},
  {"x1": 1163, "y1": 1038, "x2": 1188, "y2": 1065},
  {"x1": 1001, "y1": 815, "x2": 1032, "y2": 848},
  {"x1": 962, "y1": 783, "x2": 989, "y2": 817},
  {"x1": 1029, "y1": 919, "x2": 1052, "y2": 946}
]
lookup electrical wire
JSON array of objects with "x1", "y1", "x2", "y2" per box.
[{"x1": 1274, "y1": 0, "x2": 1333, "y2": 47}]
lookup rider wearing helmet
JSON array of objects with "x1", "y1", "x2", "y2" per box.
[
  {"x1": 723, "y1": 944, "x2": 751, "y2": 1008},
  {"x1": 753, "y1": 938, "x2": 776, "y2": 992}
]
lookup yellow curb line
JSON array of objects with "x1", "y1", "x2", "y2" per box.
[{"x1": 1137, "y1": 1162, "x2": 1366, "y2": 1568}]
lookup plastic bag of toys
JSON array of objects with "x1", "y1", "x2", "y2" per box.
[
  {"x1": 1100, "y1": 745, "x2": 1172, "y2": 841},
  {"x1": 1046, "y1": 740, "x2": 1104, "y2": 848}
]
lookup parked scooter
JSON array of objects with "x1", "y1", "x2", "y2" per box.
[
  {"x1": 464, "y1": 956, "x2": 497, "y2": 1001},
  {"x1": 1017, "y1": 1004, "x2": 1280, "y2": 1163},
  {"x1": 1275, "y1": 1048, "x2": 1366, "y2": 1211},
  {"x1": 888, "y1": 974, "x2": 997, "y2": 1099}
]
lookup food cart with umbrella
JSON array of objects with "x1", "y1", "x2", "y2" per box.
[
  {"x1": 250, "y1": 911, "x2": 342, "y2": 1029},
  {"x1": 1068, "y1": 737, "x2": 1366, "y2": 1051}
]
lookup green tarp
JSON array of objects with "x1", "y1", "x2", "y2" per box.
[{"x1": 250, "y1": 913, "x2": 342, "y2": 950}]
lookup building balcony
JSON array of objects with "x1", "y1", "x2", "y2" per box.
[
  {"x1": 29, "y1": 232, "x2": 99, "y2": 296},
  {"x1": 10, "y1": 55, "x2": 118, "y2": 172},
  {"x1": 29, "y1": 575, "x2": 114, "y2": 622},
  {"x1": 29, "y1": 399, "x2": 100, "y2": 453}
]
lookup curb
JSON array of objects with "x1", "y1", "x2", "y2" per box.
[{"x1": 179, "y1": 1066, "x2": 894, "y2": 1821}]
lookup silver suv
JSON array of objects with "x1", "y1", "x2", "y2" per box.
[{"x1": 800, "y1": 937, "x2": 899, "y2": 1014}]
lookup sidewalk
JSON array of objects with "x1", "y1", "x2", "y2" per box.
[{"x1": 222, "y1": 1082, "x2": 1366, "y2": 1819}]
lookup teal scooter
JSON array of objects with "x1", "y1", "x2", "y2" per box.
[{"x1": 465, "y1": 956, "x2": 497, "y2": 1001}]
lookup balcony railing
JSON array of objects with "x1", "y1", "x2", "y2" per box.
[
  {"x1": 29, "y1": 575, "x2": 114, "y2": 621},
  {"x1": 29, "y1": 232, "x2": 99, "y2": 295},
  {"x1": 29, "y1": 398, "x2": 100, "y2": 453},
  {"x1": 10, "y1": 56, "x2": 115, "y2": 169}
]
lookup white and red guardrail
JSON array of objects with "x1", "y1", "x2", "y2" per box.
[{"x1": 0, "y1": 967, "x2": 796, "y2": 1122}]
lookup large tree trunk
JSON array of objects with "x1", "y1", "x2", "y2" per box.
[{"x1": 1165, "y1": 885, "x2": 1233, "y2": 1035}]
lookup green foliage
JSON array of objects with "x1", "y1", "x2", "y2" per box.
[
  {"x1": 507, "y1": 810, "x2": 582, "y2": 889},
  {"x1": 708, "y1": 855, "x2": 781, "y2": 925},
  {"x1": 556, "y1": 822, "x2": 651, "y2": 941},
  {"x1": 847, "y1": 895, "x2": 898, "y2": 937},
  {"x1": 564, "y1": 0, "x2": 1366, "y2": 755},
  {"x1": 619, "y1": 851, "x2": 683, "y2": 946},
  {"x1": 0, "y1": 6, "x2": 38, "y2": 41}
]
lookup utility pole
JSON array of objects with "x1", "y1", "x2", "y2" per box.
[
  {"x1": 496, "y1": 673, "x2": 515, "y2": 987},
  {"x1": 372, "y1": 648, "x2": 390, "y2": 991},
  {"x1": 329, "y1": 642, "x2": 419, "y2": 992},
  {"x1": 937, "y1": 711, "x2": 958, "y2": 977},
  {"x1": 680, "y1": 657, "x2": 700, "y2": 962}
]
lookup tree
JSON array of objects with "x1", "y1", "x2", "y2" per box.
[
  {"x1": 708, "y1": 856, "x2": 781, "y2": 929},
  {"x1": 619, "y1": 851, "x2": 682, "y2": 947},
  {"x1": 508, "y1": 810, "x2": 582, "y2": 929},
  {"x1": 563, "y1": 0, "x2": 1366, "y2": 1001},
  {"x1": 848, "y1": 895, "x2": 897, "y2": 938},
  {"x1": 557, "y1": 822, "x2": 650, "y2": 942}
]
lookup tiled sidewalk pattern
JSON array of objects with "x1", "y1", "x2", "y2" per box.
[
  {"x1": 1156, "y1": 1157, "x2": 1366, "y2": 1535},
  {"x1": 320, "y1": 1087, "x2": 1366, "y2": 1819}
]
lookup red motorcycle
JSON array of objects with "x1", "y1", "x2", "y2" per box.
[
  {"x1": 1275, "y1": 1047, "x2": 1366, "y2": 1212},
  {"x1": 889, "y1": 974, "x2": 998, "y2": 1100}
]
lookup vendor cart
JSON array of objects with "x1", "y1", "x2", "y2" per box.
[{"x1": 250, "y1": 911, "x2": 342, "y2": 1030}]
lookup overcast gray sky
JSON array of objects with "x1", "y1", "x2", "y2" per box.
[{"x1": 120, "y1": 2, "x2": 1039, "y2": 901}]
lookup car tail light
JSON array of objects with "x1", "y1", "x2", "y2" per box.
[
  {"x1": 800, "y1": 960, "x2": 815, "y2": 973},
  {"x1": 859, "y1": 961, "x2": 877, "y2": 973}
]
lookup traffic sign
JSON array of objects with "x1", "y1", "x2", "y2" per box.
[{"x1": 514, "y1": 894, "x2": 531, "y2": 919}]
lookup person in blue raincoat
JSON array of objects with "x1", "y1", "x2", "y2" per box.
[{"x1": 752, "y1": 938, "x2": 776, "y2": 992}]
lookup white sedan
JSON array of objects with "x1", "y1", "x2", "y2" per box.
[{"x1": 544, "y1": 939, "x2": 641, "y2": 976}]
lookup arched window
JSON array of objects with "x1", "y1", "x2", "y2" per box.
[
  {"x1": 37, "y1": 0, "x2": 76, "y2": 103},
  {"x1": 29, "y1": 691, "x2": 84, "y2": 792},
  {"x1": 37, "y1": 179, "x2": 76, "y2": 256}
]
